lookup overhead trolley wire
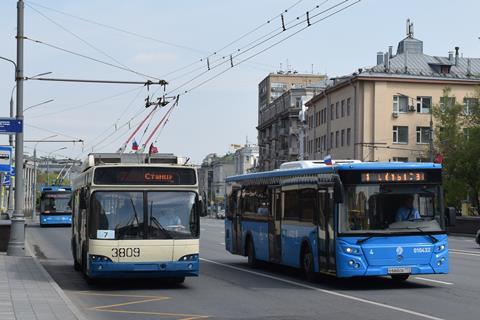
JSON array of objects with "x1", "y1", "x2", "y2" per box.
[{"x1": 26, "y1": 2, "x2": 157, "y2": 81}]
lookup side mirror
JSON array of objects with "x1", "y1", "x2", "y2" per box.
[
  {"x1": 79, "y1": 189, "x2": 87, "y2": 210},
  {"x1": 445, "y1": 207, "x2": 456, "y2": 227},
  {"x1": 333, "y1": 175, "x2": 344, "y2": 203},
  {"x1": 197, "y1": 198, "x2": 207, "y2": 217}
]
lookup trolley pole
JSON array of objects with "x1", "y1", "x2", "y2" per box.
[{"x1": 8, "y1": 0, "x2": 25, "y2": 256}]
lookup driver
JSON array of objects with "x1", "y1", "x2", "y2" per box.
[
  {"x1": 160, "y1": 209, "x2": 182, "y2": 226},
  {"x1": 395, "y1": 195, "x2": 421, "y2": 222}
]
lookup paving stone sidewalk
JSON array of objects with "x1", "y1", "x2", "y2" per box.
[{"x1": 0, "y1": 253, "x2": 81, "y2": 320}]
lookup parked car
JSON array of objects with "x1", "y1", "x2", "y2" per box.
[
  {"x1": 476, "y1": 229, "x2": 480, "y2": 246},
  {"x1": 216, "y1": 209, "x2": 225, "y2": 219}
]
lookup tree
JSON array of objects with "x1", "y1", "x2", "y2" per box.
[{"x1": 434, "y1": 86, "x2": 480, "y2": 210}]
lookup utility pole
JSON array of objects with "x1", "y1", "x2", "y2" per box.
[
  {"x1": 7, "y1": 79, "x2": 15, "y2": 217},
  {"x1": 8, "y1": 0, "x2": 25, "y2": 256},
  {"x1": 429, "y1": 107, "x2": 434, "y2": 162}
]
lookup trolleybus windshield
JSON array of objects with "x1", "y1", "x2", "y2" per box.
[
  {"x1": 89, "y1": 191, "x2": 198, "y2": 240},
  {"x1": 339, "y1": 184, "x2": 444, "y2": 234},
  {"x1": 41, "y1": 192, "x2": 72, "y2": 213}
]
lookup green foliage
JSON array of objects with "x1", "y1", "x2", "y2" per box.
[{"x1": 434, "y1": 87, "x2": 480, "y2": 208}]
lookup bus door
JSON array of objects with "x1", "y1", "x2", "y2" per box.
[
  {"x1": 317, "y1": 187, "x2": 335, "y2": 273},
  {"x1": 232, "y1": 190, "x2": 243, "y2": 254},
  {"x1": 268, "y1": 188, "x2": 282, "y2": 263}
]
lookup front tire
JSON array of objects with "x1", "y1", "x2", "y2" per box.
[
  {"x1": 171, "y1": 277, "x2": 185, "y2": 284},
  {"x1": 391, "y1": 274, "x2": 410, "y2": 281}
]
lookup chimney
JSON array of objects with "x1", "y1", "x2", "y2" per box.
[
  {"x1": 384, "y1": 52, "x2": 390, "y2": 71},
  {"x1": 377, "y1": 52, "x2": 384, "y2": 65},
  {"x1": 448, "y1": 51, "x2": 454, "y2": 62},
  {"x1": 454, "y1": 46, "x2": 459, "y2": 66},
  {"x1": 388, "y1": 46, "x2": 393, "y2": 58}
]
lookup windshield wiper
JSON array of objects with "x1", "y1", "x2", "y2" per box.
[
  {"x1": 150, "y1": 215, "x2": 173, "y2": 239},
  {"x1": 416, "y1": 227, "x2": 438, "y2": 243},
  {"x1": 357, "y1": 236, "x2": 374, "y2": 245}
]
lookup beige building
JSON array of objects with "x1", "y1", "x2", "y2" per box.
[{"x1": 305, "y1": 25, "x2": 480, "y2": 162}]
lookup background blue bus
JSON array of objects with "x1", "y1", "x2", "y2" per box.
[
  {"x1": 225, "y1": 161, "x2": 449, "y2": 281},
  {"x1": 39, "y1": 186, "x2": 73, "y2": 226}
]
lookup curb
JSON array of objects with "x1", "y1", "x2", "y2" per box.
[{"x1": 25, "y1": 239, "x2": 88, "y2": 320}]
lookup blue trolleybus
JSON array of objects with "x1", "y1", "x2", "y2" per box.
[
  {"x1": 225, "y1": 160, "x2": 448, "y2": 281},
  {"x1": 40, "y1": 186, "x2": 73, "y2": 226}
]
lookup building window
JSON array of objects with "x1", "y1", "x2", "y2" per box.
[
  {"x1": 341, "y1": 129, "x2": 345, "y2": 147},
  {"x1": 335, "y1": 102, "x2": 339, "y2": 119},
  {"x1": 347, "y1": 98, "x2": 351, "y2": 116},
  {"x1": 416, "y1": 127, "x2": 430, "y2": 144},
  {"x1": 295, "y1": 97, "x2": 302, "y2": 108},
  {"x1": 439, "y1": 97, "x2": 456, "y2": 111},
  {"x1": 347, "y1": 128, "x2": 351, "y2": 146},
  {"x1": 393, "y1": 95, "x2": 408, "y2": 113},
  {"x1": 341, "y1": 100, "x2": 345, "y2": 117},
  {"x1": 463, "y1": 97, "x2": 478, "y2": 115},
  {"x1": 330, "y1": 132, "x2": 333, "y2": 149},
  {"x1": 392, "y1": 157, "x2": 409, "y2": 162},
  {"x1": 393, "y1": 126, "x2": 408, "y2": 144},
  {"x1": 323, "y1": 135, "x2": 327, "y2": 150},
  {"x1": 416, "y1": 96, "x2": 432, "y2": 113},
  {"x1": 335, "y1": 131, "x2": 339, "y2": 148},
  {"x1": 330, "y1": 104, "x2": 334, "y2": 120}
]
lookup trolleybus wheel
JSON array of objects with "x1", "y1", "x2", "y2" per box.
[
  {"x1": 391, "y1": 274, "x2": 409, "y2": 281},
  {"x1": 171, "y1": 277, "x2": 185, "y2": 284},
  {"x1": 247, "y1": 239, "x2": 257, "y2": 267},
  {"x1": 302, "y1": 246, "x2": 316, "y2": 282}
]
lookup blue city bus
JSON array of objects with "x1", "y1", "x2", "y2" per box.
[
  {"x1": 225, "y1": 160, "x2": 448, "y2": 281},
  {"x1": 39, "y1": 186, "x2": 73, "y2": 226}
]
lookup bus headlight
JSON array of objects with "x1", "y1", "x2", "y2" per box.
[
  {"x1": 90, "y1": 255, "x2": 112, "y2": 262},
  {"x1": 178, "y1": 254, "x2": 199, "y2": 261},
  {"x1": 436, "y1": 257, "x2": 446, "y2": 266},
  {"x1": 436, "y1": 245, "x2": 446, "y2": 252},
  {"x1": 343, "y1": 246, "x2": 360, "y2": 254}
]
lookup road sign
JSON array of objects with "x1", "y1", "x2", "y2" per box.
[
  {"x1": 0, "y1": 118, "x2": 23, "y2": 134},
  {"x1": 11, "y1": 166, "x2": 15, "y2": 176},
  {"x1": 0, "y1": 146, "x2": 13, "y2": 173},
  {"x1": 2, "y1": 174, "x2": 10, "y2": 186}
]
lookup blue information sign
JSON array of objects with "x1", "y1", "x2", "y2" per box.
[
  {"x1": 0, "y1": 118, "x2": 23, "y2": 134},
  {"x1": 0, "y1": 146, "x2": 13, "y2": 173},
  {"x1": 2, "y1": 175, "x2": 10, "y2": 187}
]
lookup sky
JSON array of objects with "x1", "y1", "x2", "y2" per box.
[{"x1": 1, "y1": 0, "x2": 479, "y2": 164}]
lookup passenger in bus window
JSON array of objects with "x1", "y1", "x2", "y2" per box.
[{"x1": 395, "y1": 195, "x2": 421, "y2": 222}]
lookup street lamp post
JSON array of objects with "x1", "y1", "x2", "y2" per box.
[{"x1": 46, "y1": 147, "x2": 67, "y2": 186}]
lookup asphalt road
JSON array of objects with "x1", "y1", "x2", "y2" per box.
[{"x1": 26, "y1": 218, "x2": 480, "y2": 320}]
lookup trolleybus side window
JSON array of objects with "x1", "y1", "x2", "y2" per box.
[
  {"x1": 299, "y1": 188, "x2": 317, "y2": 223},
  {"x1": 284, "y1": 190, "x2": 299, "y2": 221},
  {"x1": 241, "y1": 186, "x2": 270, "y2": 216}
]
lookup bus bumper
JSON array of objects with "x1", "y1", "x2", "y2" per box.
[
  {"x1": 40, "y1": 215, "x2": 72, "y2": 225},
  {"x1": 88, "y1": 257, "x2": 199, "y2": 278}
]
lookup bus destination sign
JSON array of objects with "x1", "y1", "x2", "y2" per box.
[
  {"x1": 361, "y1": 171, "x2": 426, "y2": 183},
  {"x1": 94, "y1": 167, "x2": 196, "y2": 185}
]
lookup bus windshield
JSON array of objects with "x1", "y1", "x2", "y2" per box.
[
  {"x1": 339, "y1": 184, "x2": 444, "y2": 234},
  {"x1": 89, "y1": 191, "x2": 198, "y2": 240},
  {"x1": 41, "y1": 193, "x2": 72, "y2": 213}
]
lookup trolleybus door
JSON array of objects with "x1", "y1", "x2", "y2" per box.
[
  {"x1": 317, "y1": 187, "x2": 335, "y2": 273},
  {"x1": 232, "y1": 190, "x2": 243, "y2": 254},
  {"x1": 326, "y1": 187, "x2": 336, "y2": 273},
  {"x1": 268, "y1": 188, "x2": 282, "y2": 263}
]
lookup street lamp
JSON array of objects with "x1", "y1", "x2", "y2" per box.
[
  {"x1": 24, "y1": 99, "x2": 54, "y2": 112},
  {"x1": 46, "y1": 147, "x2": 67, "y2": 185}
]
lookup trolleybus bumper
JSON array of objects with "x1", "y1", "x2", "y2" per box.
[{"x1": 88, "y1": 259, "x2": 199, "y2": 279}]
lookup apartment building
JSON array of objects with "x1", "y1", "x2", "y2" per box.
[{"x1": 305, "y1": 22, "x2": 480, "y2": 162}]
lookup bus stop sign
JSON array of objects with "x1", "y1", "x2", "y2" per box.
[
  {"x1": 0, "y1": 118, "x2": 23, "y2": 134},
  {"x1": 0, "y1": 146, "x2": 13, "y2": 173}
]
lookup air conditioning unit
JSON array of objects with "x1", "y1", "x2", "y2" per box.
[
  {"x1": 408, "y1": 105, "x2": 416, "y2": 112},
  {"x1": 392, "y1": 112, "x2": 399, "y2": 118}
]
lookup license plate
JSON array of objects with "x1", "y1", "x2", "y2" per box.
[{"x1": 388, "y1": 267, "x2": 411, "y2": 274}]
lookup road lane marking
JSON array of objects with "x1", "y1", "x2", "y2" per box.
[
  {"x1": 79, "y1": 291, "x2": 209, "y2": 319},
  {"x1": 414, "y1": 277, "x2": 454, "y2": 285},
  {"x1": 201, "y1": 258, "x2": 445, "y2": 320},
  {"x1": 450, "y1": 249, "x2": 480, "y2": 257}
]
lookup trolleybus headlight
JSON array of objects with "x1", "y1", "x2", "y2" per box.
[
  {"x1": 344, "y1": 247, "x2": 360, "y2": 254},
  {"x1": 348, "y1": 260, "x2": 355, "y2": 266},
  {"x1": 437, "y1": 257, "x2": 446, "y2": 266},
  {"x1": 178, "y1": 254, "x2": 199, "y2": 261},
  {"x1": 90, "y1": 255, "x2": 112, "y2": 262},
  {"x1": 354, "y1": 263, "x2": 360, "y2": 269},
  {"x1": 436, "y1": 245, "x2": 446, "y2": 252}
]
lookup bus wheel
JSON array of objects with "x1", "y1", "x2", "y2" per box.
[
  {"x1": 247, "y1": 239, "x2": 257, "y2": 267},
  {"x1": 391, "y1": 274, "x2": 409, "y2": 281},
  {"x1": 302, "y1": 247, "x2": 316, "y2": 282}
]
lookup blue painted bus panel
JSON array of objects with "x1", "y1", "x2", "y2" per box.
[
  {"x1": 281, "y1": 223, "x2": 318, "y2": 270},
  {"x1": 40, "y1": 214, "x2": 72, "y2": 225},
  {"x1": 242, "y1": 220, "x2": 269, "y2": 261},
  {"x1": 336, "y1": 235, "x2": 448, "y2": 277}
]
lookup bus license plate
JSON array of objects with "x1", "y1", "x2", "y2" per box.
[{"x1": 388, "y1": 267, "x2": 411, "y2": 274}]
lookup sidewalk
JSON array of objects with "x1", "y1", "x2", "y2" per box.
[{"x1": 0, "y1": 253, "x2": 82, "y2": 320}]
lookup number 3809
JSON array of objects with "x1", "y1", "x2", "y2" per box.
[{"x1": 111, "y1": 247, "x2": 140, "y2": 257}]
